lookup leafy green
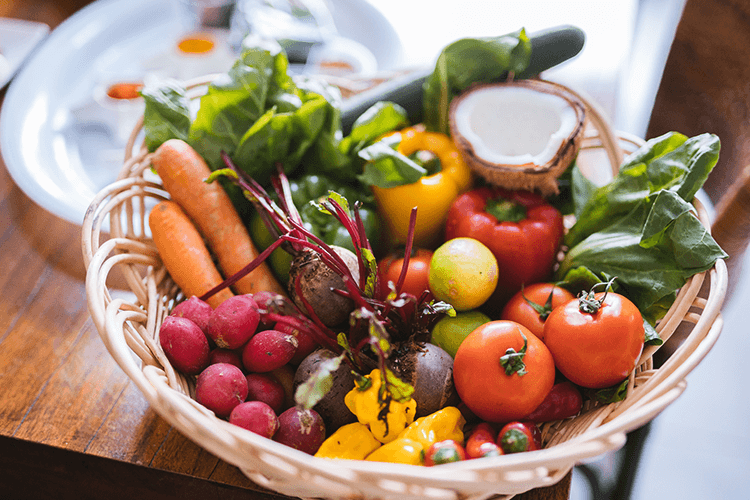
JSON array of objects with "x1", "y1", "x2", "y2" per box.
[
  {"x1": 357, "y1": 134, "x2": 427, "y2": 188},
  {"x1": 140, "y1": 81, "x2": 191, "y2": 151},
  {"x1": 294, "y1": 352, "x2": 345, "y2": 409},
  {"x1": 422, "y1": 28, "x2": 532, "y2": 135},
  {"x1": 556, "y1": 132, "x2": 727, "y2": 323}
]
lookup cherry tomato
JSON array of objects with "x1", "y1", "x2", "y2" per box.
[
  {"x1": 453, "y1": 321, "x2": 555, "y2": 423},
  {"x1": 424, "y1": 440, "x2": 466, "y2": 466},
  {"x1": 465, "y1": 422, "x2": 502, "y2": 459},
  {"x1": 543, "y1": 285, "x2": 645, "y2": 389},
  {"x1": 378, "y1": 248, "x2": 433, "y2": 300},
  {"x1": 500, "y1": 283, "x2": 575, "y2": 341},
  {"x1": 497, "y1": 421, "x2": 542, "y2": 453}
]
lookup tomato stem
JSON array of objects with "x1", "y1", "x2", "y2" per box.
[
  {"x1": 499, "y1": 329, "x2": 528, "y2": 376},
  {"x1": 578, "y1": 276, "x2": 618, "y2": 314}
]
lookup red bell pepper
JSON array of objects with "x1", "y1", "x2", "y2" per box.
[
  {"x1": 445, "y1": 187, "x2": 564, "y2": 310},
  {"x1": 526, "y1": 380, "x2": 583, "y2": 424}
]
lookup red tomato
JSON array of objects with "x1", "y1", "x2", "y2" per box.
[
  {"x1": 378, "y1": 248, "x2": 433, "y2": 300},
  {"x1": 500, "y1": 283, "x2": 575, "y2": 341},
  {"x1": 453, "y1": 321, "x2": 555, "y2": 423},
  {"x1": 543, "y1": 290, "x2": 645, "y2": 389}
]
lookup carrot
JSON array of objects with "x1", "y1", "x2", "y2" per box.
[
  {"x1": 152, "y1": 139, "x2": 286, "y2": 297},
  {"x1": 149, "y1": 200, "x2": 234, "y2": 309}
]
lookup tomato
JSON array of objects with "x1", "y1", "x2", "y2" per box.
[
  {"x1": 500, "y1": 283, "x2": 575, "y2": 341},
  {"x1": 543, "y1": 286, "x2": 645, "y2": 389},
  {"x1": 378, "y1": 248, "x2": 433, "y2": 300},
  {"x1": 453, "y1": 321, "x2": 555, "y2": 423}
]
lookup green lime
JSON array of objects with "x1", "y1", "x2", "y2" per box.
[
  {"x1": 428, "y1": 237, "x2": 498, "y2": 311},
  {"x1": 431, "y1": 310, "x2": 491, "y2": 358}
]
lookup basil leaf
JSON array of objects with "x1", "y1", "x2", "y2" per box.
[{"x1": 423, "y1": 28, "x2": 532, "y2": 135}]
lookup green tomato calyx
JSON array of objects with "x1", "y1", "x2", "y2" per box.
[
  {"x1": 578, "y1": 276, "x2": 618, "y2": 314},
  {"x1": 499, "y1": 329, "x2": 528, "y2": 376}
]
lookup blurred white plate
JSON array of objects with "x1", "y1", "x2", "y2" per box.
[
  {"x1": 0, "y1": 18, "x2": 49, "y2": 89},
  {"x1": 0, "y1": 0, "x2": 402, "y2": 226}
]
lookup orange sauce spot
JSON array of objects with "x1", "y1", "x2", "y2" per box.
[
  {"x1": 178, "y1": 36, "x2": 215, "y2": 55},
  {"x1": 106, "y1": 82, "x2": 143, "y2": 100}
]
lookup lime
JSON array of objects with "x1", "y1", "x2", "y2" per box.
[
  {"x1": 428, "y1": 237, "x2": 498, "y2": 311},
  {"x1": 431, "y1": 310, "x2": 491, "y2": 358}
]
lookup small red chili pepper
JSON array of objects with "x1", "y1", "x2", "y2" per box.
[
  {"x1": 475, "y1": 441, "x2": 503, "y2": 458},
  {"x1": 465, "y1": 422, "x2": 498, "y2": 459},
  {"x1": 497, "y1": 421, "x2": 542, "y2": 454},
  {"x1": 525, "y1": 381, "x2": 583, "y2": 423},
  {"x1": 424, "y1": 439, "x2": 467, "y2": 466}
]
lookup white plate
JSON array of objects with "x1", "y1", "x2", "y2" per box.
[
  {"x1": 0, "y1": 18, "x2": 49, "y2": 89},
  {"x1": 0, "y1": 0, "x2": 402, "y2": 226}
]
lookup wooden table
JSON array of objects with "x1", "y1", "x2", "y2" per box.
[{"x1": 0, "y1": 1, "x2": 572, "y2": 498}]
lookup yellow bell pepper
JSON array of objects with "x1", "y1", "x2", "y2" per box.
[
  {"x1": 314, "y1": 422, "x2": 382, "y2": 460},
  {"x1": 372, "y1": 127, "x2": 473, "y2": 248},
  {"x1": 398, "y1": 406, "x2": 466, "y2": 449},
  {"x1": 364, "y1": 438, "x2": 425, "y2": 465},
  {"x1": 344, "y1": 369, "x2": 417, "y2": 444}
]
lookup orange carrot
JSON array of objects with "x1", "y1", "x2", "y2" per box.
[
  {"x1": 149, "y1": 200, "x2": 234, "y2": 309},
  {"x1": 152, "y1": 139, "x2": 286, "y2": 297}
]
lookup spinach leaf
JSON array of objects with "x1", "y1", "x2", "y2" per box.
[
  {"x1": 357, "y1": 134, "x2": 427, "y2": 188},
  {"x1": 140, "y1": 81, "x2": 191, "y2": 151},
  {"x1": 422, "y1": 29, "x2": 532, "y2": 135}
]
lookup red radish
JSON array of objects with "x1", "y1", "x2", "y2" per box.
[
  {"x1": 229, "y1": 401, "x2": 279, "y2": 438},
  {"x1": 208, "y1": 294, "x2": 260, "y2": 349},
  {"x1": 269, "y1": 365, "x2": 296, "y2": 411},
  {"x1": 275, "y1": 318, "x2": 318, "y2": 365},
  {"x1": 245, "y1": 373, "x2": 286, "y2": 414},
  {"x1": 274, "y1": 407, "x2": 326, "y2": 455},
  {"x1": 195, "y1": 363, "x2": 248, "y2": 418},
  {"x1": 242, "y1": 330, "x2": 298, "y2": 373},
  {"x1": 159, "y1": 315, "x2": 210, "y2": 375},
  {"x1": 171, "y1": 295, "x2": 213, "y2": 335},
  {"x1": 209, "y1": 348, "x2": 244, "y2": 371}
]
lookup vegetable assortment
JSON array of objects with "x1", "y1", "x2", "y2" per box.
[{"x1": 139, "y1": 27, "x2": 727, "y2": 466}]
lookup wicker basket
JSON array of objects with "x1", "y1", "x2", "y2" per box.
[{"x1": 82, "y1": 77, "x2": 727, "y2": 500}]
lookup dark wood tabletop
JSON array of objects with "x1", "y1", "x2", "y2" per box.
[{"x1": 0, "y1": 1, "x2": 574, "y2": 499}]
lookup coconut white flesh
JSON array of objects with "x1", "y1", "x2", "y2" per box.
[{"x1": 453, "y1": 86, "x2": 579, "y2": 166}]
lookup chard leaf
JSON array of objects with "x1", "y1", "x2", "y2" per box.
[
  {"x1": 141, "y1": 81, "x2": 191, "y2": 151},
  {"x1": 294, "y1": 352, "x2": 345, "y2": 409},
  {"x1": 423, "y1": 29, "x2": 532, "y2": 135}
]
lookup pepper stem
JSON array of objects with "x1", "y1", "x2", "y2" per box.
[
  {"x1": 577, "y1": 276, "x2": 618, "y2": 314},
  {"x1": 485, "y1": 196, "x2": 527, "y2": 223}
]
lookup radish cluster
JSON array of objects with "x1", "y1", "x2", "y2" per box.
[{"x1": 159, "y1": 294, "x2": 326, "y2": 453}]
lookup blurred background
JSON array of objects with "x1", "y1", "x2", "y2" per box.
[{"x1": 1, "y1": 0, "x2": 748, "y2": 498}]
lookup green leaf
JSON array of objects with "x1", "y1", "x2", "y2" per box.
[
  {"x1": 140, "y1": 81, "x2": 191, "y2": 151},
  {"x1": 422, "y1": 28, "x2": 532, "y2": 135},
  {"x1": 358, "y1": 134, "x2": 427, "y2": 188},
  {"x1": 294, "y1": 352, "x2": 345, "y2": 409},
  {"x1": 593, "y1": 380, "x2": 629, "y2": 404},
  {"x1": 644, "y1": 319, "x2": 662, "y2": 346},
  {"x1": 340, "y1": 101, "x2": 409, "y2": 156},
  {"x1": 383, "y1": 367, "x2": 415, "y2": 403}
]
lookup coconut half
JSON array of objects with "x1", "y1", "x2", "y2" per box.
[{"x1": 449, "y1": 80, "x2": 586, "y2": 195}]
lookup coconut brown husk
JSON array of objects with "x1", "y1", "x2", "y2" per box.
[{"x1": 449, "y1": 79, "x2": 586, "y2": 196}]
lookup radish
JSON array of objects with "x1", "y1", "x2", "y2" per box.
[
  {"x1": 207, "y1": 294, "x2": 260, "y2": 349},
  {"x1": 159, "y1": 315, "x2": 210, "y2": 375},
  {"x1": 229, "y1": 401, "x2": 279, "y2": 439},
  {"x1": 195, "y1": 363, "x2": 248, "y2": 418}
]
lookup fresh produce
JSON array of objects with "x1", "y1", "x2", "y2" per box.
[
  {"x1": 159, "y1": 315, "x2": 210, "y2": 375},
  {"x1": 241, "y1": 329, "x2": 298, "y2": 373},
  {"x1": 424, "y1": 440, "x2": 466, "y2": 466},
  {"x1": 229, "y1": 401, "x2": 279, "y2": 439},
  {"x1": 149, "y1": 200, "x2": 234, "y2": 309},
  {"x1": 465, "y1": 422, "x2": 502, "y2": 459},
  {"x1": 497, "y1": 421, "x2": 542, "y2": 453},
  {"x1": 453, "y1": 321, "x2": 555, "y2": 423},
  {"x1": 151, "y1": 139, "x2": 286, "y2": 297},
  {"x1": 245, "y1": 373, "x2": 287, "y2": 414},
  {"x1": 428, "y1": 237, "x2": 498, "y2": 311},
  {"x1": 543, "y1": 280, "x2": 645, "y2": 389},
  {"x1": 195, "y1": 363, "x2": 249, "y2": 418},
  {"x1": 378, "y1": 247, "x2": 433, "y2": 301},
  {"x1": 364, "y1": 438, "x2": 424, "y2": 465},
  {"x1": 208, "y1": 348, "x2": 244, "y2": 370},
  {"x1": 525, "y1": 381, "x2": 583, "y2": 423},
  {"x1": 275, "y1": 318, "x2": 318, "y2": 365},
  {"x1": 170, "y1": 295, "x2": 213, "y2": 335},
  {"x1": 430, "y1": 310, "x2": 491, "y2": 358},
  {"x1": 369, "y1": 127, "x2": 473, "y2": 248},
  {"x1": 207, "y1": 294, "x2": 260, "y2": 349},
  {"x1": 397, "y1": 406, "x2": 465, "y2": 449},
  {"x1": 445, "y1": 188, "x2": 564, "y2": 310},
  {"x1": 344, "y1": 369, "x2": 417, "y2": 444},
  {"x1": 273, "y1": 407, "x2": 326, "y2": 454},
  {"x1": 500, "y1": 283, "x2": 575, "y2": 341},
  {"x1": 314, "y1": 422, "x2": 382, "y2": 460},
  {"x1": 390, "y1": 343, "x2": 456, "y2": 418}
]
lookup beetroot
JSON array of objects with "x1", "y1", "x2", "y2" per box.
[
  {"x1": 242, "y1": 329, "x2": 298, "y2": 373},
  {"x1": 273, "y1": 407, "x2": 326, "y2": 454},
  {"x1": 171, "y1": 296, "x2": 213, "y2": 335},
  {"x1": 208, "y1": 294, "x2": 260, "y2": 349},
  {"x1": 159, "y1": 315, "x2": 210, "y2": 375},
  {"x1": 245, "y1": 373, "x2": 286, "y2": 414},
  {"x1": 229, "y1": 401, "x2": 279, "y2": 439},
  {"x1": 195, "y1": 363, "x2": 248, "y2": 418},
  {"x1": 208, "y1": 348, "x2": 244, "y2": 371}
]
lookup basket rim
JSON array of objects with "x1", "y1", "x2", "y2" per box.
[{"x1": 81, "y1": 77, "x2": 728, "y2": 499}]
